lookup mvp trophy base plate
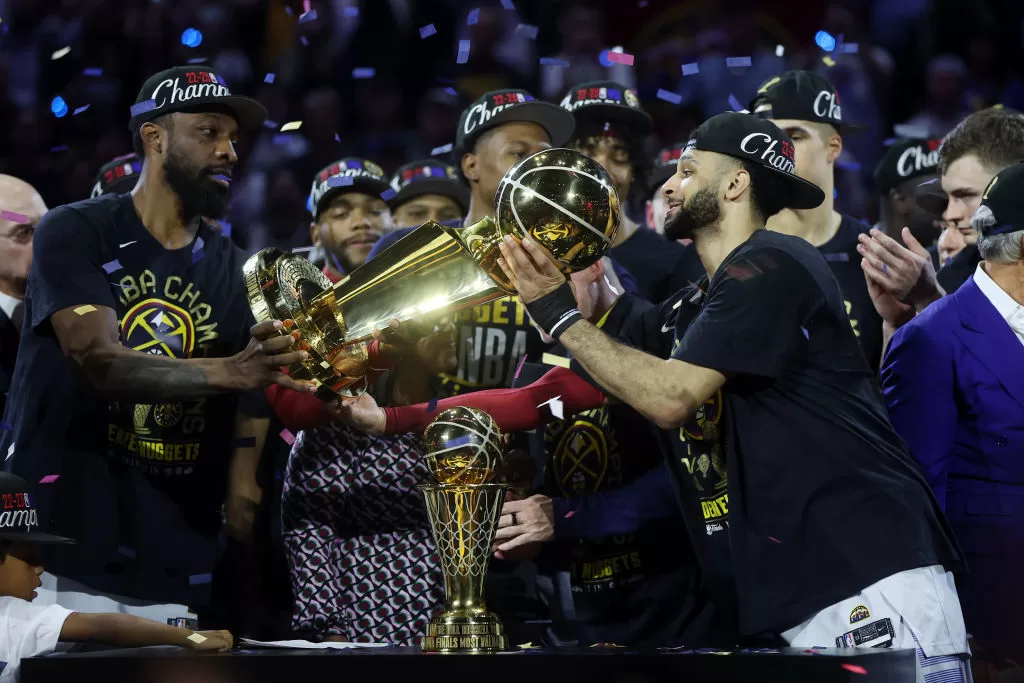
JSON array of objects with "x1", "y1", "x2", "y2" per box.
[{"x1": 421, "y1": 613, "x2": 508, "y2": 654}]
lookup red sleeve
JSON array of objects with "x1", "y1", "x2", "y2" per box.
[{"x1": 383, "y1": 366, "x2": 605, "y2": 435}]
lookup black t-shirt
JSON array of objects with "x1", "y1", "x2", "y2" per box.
[
  {"x1": 538, "y1": 294, "x2": 699, "y2": 647},
  {"x1": 0, "y1": 194, "x2": 254, "y2": 606},
  {"x1": 610, "y1": 227, "x2": 704, "y2": 304},
  {"x1": 817, "y1": 215, "x2": 883, "y2": 372},
  {"x1": 671, "y1": 229, "x2": 963, "y2": 636},
  {"x1": 937, "y1": 243, "x2": 980, "y2": 295}
]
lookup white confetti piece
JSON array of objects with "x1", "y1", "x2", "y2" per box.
[
  {"x1": 187, "y1": 633, "x2": 208, "y2": 644},
  {"x1": 280, "y1": 121, "x2": 302, "y2": 132},
  {"x1": 6, "y1": 444, "x2": 14, "y2": 461},
  {"x1": 74, "y1": 305, "x2": 97, "y2": 315},
  {"x1": 775, "y1": 44, "x2": 785, "y2": 57},
  {"x1": 537, "y1": 396, "x2": 564, "y2": 420},
  {"x1": 541, "y1": 353, "x2": 570, "y2": 368},
  {"x1": 51, "y1": 46, "x2": 71, "y2": 60}
]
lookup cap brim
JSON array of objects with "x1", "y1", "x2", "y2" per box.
[
  {"x1": 0, "y1": 531, "x2": 75, "y2": 545},
  {"x1": 575, "y1": 105, "x2": 654, "y2": 137},
  {"x1": 316, "y1": 178, "x2": 392, "y2": 214},
  {"x1": 761, "y1": 167, "x2": 826, "y2": 210},
  {"x1": 648, "y1": 169, "x2": 676, "y2": 195},
  {"x1": 218, "y1": 95, "x2": 268, "y2": 130},
  {"x1": 478, "y1": 101, "x2": 576, "y2": 150},
  {"x1": 389, "y1": 180, "x2": 470, "y2": 212}
]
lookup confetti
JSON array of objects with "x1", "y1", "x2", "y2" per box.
[
  {"x1": 50, "y1": 96, "x2": 68, "y2": 118},
  {"x1": 836, "y1": 160, "x2": 862, "y2": 172},
  {"x1": 815, "y1": 30, "x2": 836, "y2": 52},
  {"x1": 188, "y1": 573, "x2": 213, "y2": 586},
  {"x1": 102, "y1": 260, "x2": 123, "y2": 274},
  {"x1": 840, "y1": 43, "x2": 859, "y2": 54},
  {"x1": 538, "y1": 396, "x2": 564, "y2": 420},
  {"x1": 840, "y1": 664, "x2": 867, "y2": 675},
  {"x1": 300, "y1": 36, "x2": 308, "y2": 46},
  {"x1": 51, "y1": 46, "x2": 71, "y2": 60},
  {"x1": 130, "y1": 99, "x2": 158, "y2": 117},
  {"x1": 187, "y1": 57, "x2": 207, "y2": 64},
  {"x1": 726, "y1": 56, "x2": 752, "y2": 68},
  {"x1": 681, "y1": 62, "x2": 699, "y2": 76},
  {"x1": 181, "y1": 27, "x2": 203, "y2": 48},
  {"x1": 656, "y1": 89, "x2": 682, "y2": 105},
  {"x1": 83, "y1": 67, "x2": 103, "y2": 77},
  {"x1": 1, "y1": 210, "x2": 28, "y2": 223},
  {"x1": 769, "y1": 536, "x2": 782, "y2": 543},
  {"x1": 50, "y1": 145, "x2": 68, "y2": 152},
  {"x1": 343, "y1": 6, "x2": 359, "y2": 17},
  {"x1": 187, "y1": 633, "x2": 208, "y2": 644},
  {"x1": 563, "y1": 510, "x2": 575, "y2": 518},
  {"x1": 419, "y1": 24, "x2": 436, "y2": 38},
  {"x1": 500, "y1": 0, "x2": 515, "y2": 9},
  {"x1": 192, "y1": 236, "x2": 205, "y2": 264},
  {"x1": 5, "y1": 444, "x2": 13, "y2": 461},
  {"x1": 279, "y1": 429, "x2": 296, "y2": 445},
  {"x1": 118, "y1": 546, "x2": 136, "y2": 559},
  {"x1": 327, "y1": 176, "x2": 354, "y2": 188},
  {"x1": 728, "y1": 94, "x2": 745, "y2": 112},
  {"x1": 515, "y1": 24, "x2": 538, "y2": 39},
  {"x1": 800, "y1": 327, "x2": 809, "y2": 340},
  {"x1": 298, "y1": 8, "x2": 317, "y2": 23},
  {"x1": 39, "y1": 475, "x2": 60, "y2": 484},
  {"x1": 467, "y1": 8, "x2": 479, "y2": 25},
  {"x1": 822, "y1": 56, "x2": 836, "y2": 67},
  {"x1": 512, "y1": 354, "x2": 527, "y2": 381},
  {"x1": 541, "y1": 353, "x2": 570, "y2": 368},
  {"x1": 264, "y1": 72, "x2": 275, "y2": 84},
  {"x1": 638, "y1": 0, "x2": 648, "y2": 6},
  {"x1": 73, "y1": 105, "x2": 90, "y2": 116},
  {"x1": 119, "y1": 240, "x2": 137, "y2": 249},
  {"x1": 606, "y1": 51, "x2": 634, "y2": 66},
  {"x1": 280, "y1": 120, "x2": 302, "y2": 132},
  {"x1": 540, "y1": 57, "x2": 569, "y2": 67},
  {"x1": 775, "y1": 45, "x2": 785, "y2": 57},
  {"x1": 430, "y1": 143, "x2": 453, "y2": 155},
  {"x1": 220, "y1": 222, "x2": 232, "y2": 237},
  {"x1": 444, "y1": 87, "x2": 457, "y2": 96},
  {"x1": 380, "y1": 188, "x2": 397, "y2": 201},
  {"x1": 235, "y1": 436, "x2": 257, "y2": 448},
  {"x1": 352, "y1": 67, "x2": 376, "y2": 79},
  {"x1": 74, "y1": 305, "x2": 97, "y2": 315},
  {"x1": 457, "y1": 40, "x2": 471, "y2": 64},
  {"x1": 333, "y1": 132, "x2": 341, "y2": 142},
  {"x1": 0, "y1": 422, "x2": 10, "y2": 431},
  {"x1": 426, "y1": 398, "x2": 439, "y2": 413}
]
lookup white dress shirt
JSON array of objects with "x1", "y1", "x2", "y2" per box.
[
  {"x1": 974, "y1": 263, "x2": 1024, "y2": 347},
  {"x1": 0, "y1": 292, "x2": 20, "y2": 324}
]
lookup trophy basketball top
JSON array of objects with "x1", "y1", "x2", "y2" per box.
[
  {"x1": 494, "y1": 147, "x2": 620, "y2": 273},
  {"x1": 422, "y1": 407, "x2": 506, "y2": 485}
]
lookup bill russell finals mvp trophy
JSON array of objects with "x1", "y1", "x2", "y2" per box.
[
  {"x1": 242, "y1": 148, "x2": 620, "y2": 397},
  {"x1": 420, "y1": 406, "x2": 509, "y2": 653}
]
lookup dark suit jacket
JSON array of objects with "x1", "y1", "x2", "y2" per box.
[{"x1": 0, "y1": 308, "x2": 18, "y2": 421}]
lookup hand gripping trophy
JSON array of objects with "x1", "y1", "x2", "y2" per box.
[
  {"x1": 419, "y1": 406, "x2": 509, "y2": 653},
  {"x1": 242, "y1": 148, "x2": 621, "y2": 397}
]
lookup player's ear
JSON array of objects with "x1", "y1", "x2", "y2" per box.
[
  {"x1": 310, "y1": 221, "x2": 321, "y2": 247},
  {"x1": 723, "y1": 164, "x2": 751, "y2": 202},
  {"x1": 461, "y1": 152, "x2": 480, "y2": 183}
]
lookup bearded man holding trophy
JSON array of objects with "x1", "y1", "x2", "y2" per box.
[{"x1": 243, "y1": 147, "x2": 621, "y2": 652}]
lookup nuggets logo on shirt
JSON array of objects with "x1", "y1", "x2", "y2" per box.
[
  {"x1": 438, "y1": 297, "x2": 530, "y2": 395},
  {"x1": 106, "y1": 269, "x2": 223, "y2": 477},
  {"x1": 676, "y1": 387, "x2": 728, "y2": 537}
]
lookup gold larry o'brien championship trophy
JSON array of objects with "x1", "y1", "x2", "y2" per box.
[
  {"x1": 242, "y1": 148, "x2": 620, "y2": 398},
  {"x1": 420, "y1": 406, "x2": 509, "y2": 653}
]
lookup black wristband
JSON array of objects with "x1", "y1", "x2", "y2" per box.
[{"x1": 524, "y1": 282, "x2": 583, "y2": 341}]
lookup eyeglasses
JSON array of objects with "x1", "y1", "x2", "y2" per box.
[{"x1": 0, "y1": 224, "x2": 35, "y2": 244}]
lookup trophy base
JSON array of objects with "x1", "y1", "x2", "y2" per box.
[{"x1": 421, "y1": 612, "x2": 508, "y2": 654}]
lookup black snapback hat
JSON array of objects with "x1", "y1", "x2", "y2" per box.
[
  {"x1": 972, "y1": 162, "x2": 1024, "y2": 237},
  {"x1": 129, "y1": 66, "x2": 267, "y2": 132},
  {"x1": 91, "y1": 153, "x2": 142, "y2": 198},
  {"x1": 687, "y1": 112, "x2": 825, "y2": 210},
  {"x1": 308, "y1": 157, "x2": 390, "y2": 217},
  {"x1": 750, "y1": 70, "x2": 863, "y2": 133},
  {"x1": 455, "y1": 89, "x2": 575, "y2": 155},
  {"x1": 559, "y1": 81, "x2": 653, "y2": 137},
  {"x1": 0, "y1": 473, "x2": 74, "y2": 544},
  {"x1": 874, "y1": 137, "x2": 943, "y2": 196},
  {"x1": 388, "y1": 160, "x2": 469, "y2": 213},
  {"x1": 650, "y1": 141, "x2": 688, "y2": 194}
]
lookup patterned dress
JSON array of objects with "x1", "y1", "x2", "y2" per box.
[{"x1": 281, "y1": 422, "x2": 444, "y2": 645}]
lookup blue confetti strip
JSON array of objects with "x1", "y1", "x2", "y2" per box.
[
  {"x1": 445, "y1": 435, "x2": 472, "y2": 449},
  {"x1": 51, "y1": 96, "x2": 68, "y2": 118},
  {"x1": 118, "y1": 546, "x2": 137, "y2": 559},
  {"x1": 263, "y1": 119, "x2": 279, "y2": 129},
  {"x1": 353, "y1": 67, "x2": 376, "y2": 79},
  {"x1": 264, "y1": 72, "x2": 275, "y2": 84},
  {"x1": 380, "y1": 188, "x2": 398, "y2": 201},
  {"x1": 431, "y1": 143, "x2": 453, "y2": 155},
  {"x1": 220, "y1": 222, "x2": 232, "y2": 237},
  {"x1": 457, "y1": 40, "x2": 471, "y2": 64},
  {"x1": 298, "y1": 9, "x2": 317, "y2": 23},
  {"x1": 83, "y1": 67, "x2": 103, "y2": 77},
  {"x1": 187, "y1": 57, "x2": 207, "y2": 64},
  {"x1": 333, "y1": 132, "x2": 341, "y2": 142},
  {"x1": 192, "y1": 236, "x2": 205, "y2": 264},
  {"x1": 50, "y1": 145, "x2": 68, "y2": 153},
  {"x1": 327, "y1": 176, "x2": 354, "y2": 188},
  {"x1": 420, "y1": 24, "x2": 437, "y2": 38},
  {"x1": 426, "y1": 398, "x2": 438, "y2": 413},
  {"x1": 73, "y1": 104, "x2": 90, "y2": 116},
  {"x1": 444, "y1": 87, "x2": 458, "y2": 96},
  {"x1": 728, "y1": 94, "x2": 744, "y2": 111},
  {"x1": 130, "y1": 99, "x2": 157, "y2": 117},
  {"x1": 188, "y1": 573, "x2": 213, "y2": 586},
  {"x1": 815, "y1": 30, "x2": 836, "y2": 52},
  {"x1": 300, "y1": 36, "x2": 309, "y2": 46},
  {"x1": 726, "y1": 56, "x2": 752, "y2": 68},
  {"x1": 681, "y1": 62, "x2": 699, "y2": 76},
  {"x1": 343, "y1": 6, "x2": 359, "y2": 17},
  {"x1": 540, "y1": 57, "x2": 569, "y2": 67},
  {"x1": 467, "y1": 8, "x2": 479, "y2": 25},
  {"x1": 500, "y1": 0, "x2": 515, "y2": 9},
  {"x1": 839, "y1": 43, "x2": 859, "y2": 54},
  {"x1": 656, "y1": 89, "x2": 682, "y2": 105},
  {"x1": 516, "y1": 24, "x2": 538, "y2": 39},
  {"x1": 102, "y1": 259, "x2": 123, "y2": 274},
  {"x1": 235, "y1": 436, "x2": 257, "y2": 448}
]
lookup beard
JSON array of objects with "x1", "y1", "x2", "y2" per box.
[
  {"x1": 664, "y1": 187, "x2": 721, "y2": 241},
  {"x1": 164, "y1": 141, "x2": 231, "y2": 220}
]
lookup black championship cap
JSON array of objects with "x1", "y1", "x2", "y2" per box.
[
  {"x1": 308, "y1": 157, "x2": 390, "y2": 217},
  {"x1": 455, "y1": 89, "x2": 575, "y2": 155},
  {"x1": 972, "y1": 162, "x2": 1024, "y2": 237},
  {"x1": 750, "y1": 70, "x2": 863, "y2": 133},
  {"x1": 0, "y1": 473, "x2": 74, "y2": 544},
  {"x1": 90, "y1": 153, "x2": 142, "y2": 198},
  {"x1": 388, "y1": 160, "x2": 470, "y2": 213},
  {"x1": 686, "y1": 112, "x2": 825, "y2": 210},
  {"x1": 129, "y1": 66, "x2": 267, "y2": 132},
  {"x1": 650, "y1": 141, "x2": 688, "y2": 194},
  {"x1": 559, "y1": 81, "x2": 653, "y2": 137},
  {"x1": 873, "y1": 137, "x2": 943, "y2": 196}
]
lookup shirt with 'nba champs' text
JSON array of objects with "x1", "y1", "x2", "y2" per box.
[{"x1": 0, "y1": 193, "x2": 256, "y2": 607}]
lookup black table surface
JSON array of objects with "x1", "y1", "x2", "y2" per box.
[{"x1": 23, "y1": 645, "x2": 918, "y2": 683}]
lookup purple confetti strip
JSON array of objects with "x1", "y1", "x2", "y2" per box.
[
  {"x1": 800, "y1": 327, "x2": 809, "y2": 340},
  {"x1": 513, "y1": 354, "x2": 527, "y2": 381},
  {"x1": 263, "y1": 119, "x2": 279, "y2": 129},
  {"x1": 284, "y1": 5, "x2": 292, "y2": 15},
  {"x1": 681, "y1": 62, "x2": 699, "y2": 76},
  {"x1": 188, "y1": 573, "x2": 213, "y2": 585},
  {"x1": 0, "y1": 210, "x2": 28, "y2": 223},
  {"x1": 102, "y1": 259, "x2": 123, "y2": 274},
  {"x1": 540, "y1": 57, "x2": 570, "y2": 67},
  {"x1": 426, "y1": 398, "x2": 439, "y2": 413},
  {"x1": 419, "y1": 24, "x2": 437, "y2": 38},
  {"x1": 39, "y1": 475, "x2": 60, "y2": 484},
  {"x1": 235, "y1": 436, "x2": 257, "y2": 448},
  {"x1": 50, "y1": 145, "x2": 69, "y2": 152},
  {"x1": 881, "y1": 137, "x2": 897, "y2": 146},
  {"x1": 728, "y1": 94, "x2": 744, "y2": 111},
  {"x1": 656, "y1": 89, "x2": 682, "y2": 105},
  {"x1": 380, "y1": 188, "x2": 397, "y2": 201},
  {"x1": 220, "y1": 222, "x2": 232, "y2": 237},
  {"x1": 606, "y1": 51, "x2": 634, "y2": 66},
  {"x1": 769, "y1": 536, "x2": 782, "y2": 543},
  {"x1": 457, "y1": 40, "x2": 471, "y2": 64},
  {"x1": 515, "y1": 24, "x2": 538, "y2": 39},
  {"x1": 333, "y1": 132, "x2": 341, "y2": 142},
  {"x1": 343, "y1": 6, "x2": 359, "y2": 17},
  {"x1": 445, "y1": 435, "x2": 472, "y2": 449},
  {"x1": 187, "y1": 57, "x2": 207, "y2": 64},
  {"x1": 839, "y1": 42, "x2": 859, "y2": 54},
  {"x1": 352, "y1": 67, "x2": 376, "y2": 79},
  {"x1": 73, "y1": 105, "x2": 90, "y2": 116},
  {"x1": 467, "y1": 8, "x2": 479, "y2": 25},
  {"x1": 264, "y1": 72, "x2": 276, "y2": 84},
  {"x1": 726, "y1": 56, "x2": 752, "y2": 68},
  {"x1": 118, "y1": 546, "x2": 137, "y2": 559},
  {"x1": 271, "y1": 134, "x2": 293, "y2": 146},
  {"x1": 300, "y1": 36, "x2": 308, "y2": 46},
  {"x1": 280, "y1": 428, "x2": 296, "y2": 445},
  {"x1": 327, "y1": 176, "x2": 354, "y2": 188},
  {"x1": 130, "y1": 99, "x2": 158, "y2": 117},
  {"x1": 298, "y1": 8, "x2": 317, "y2": 23},
  {"x1": 638, "y1": 0, "x2": 648, "y2": 6},
  {"x1": 444, "y1": 87, "x2": 458, "y2": 96},
  {"x1": 0, "y1": 422, "x2": 11, "y2": 431},
  {"x1": 83, "y1": 67, "x2": 103, "y2": 77},
  {"x1": 431, "y1": 143, "x2": 454, "y2": 155},
  {"x1": 191, "y1": 236, "x2": 205, "y2": 264},
  {"x1": 500, "y1": 0, "x2": 515, "y2": 9}
]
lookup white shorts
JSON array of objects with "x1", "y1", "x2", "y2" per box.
[
  {"x1": 782, "y1": 565, "x2": 971, "y2": 683},
  {"x1": 34, "y1": 572, "x2": 196, "y2": 625}
]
